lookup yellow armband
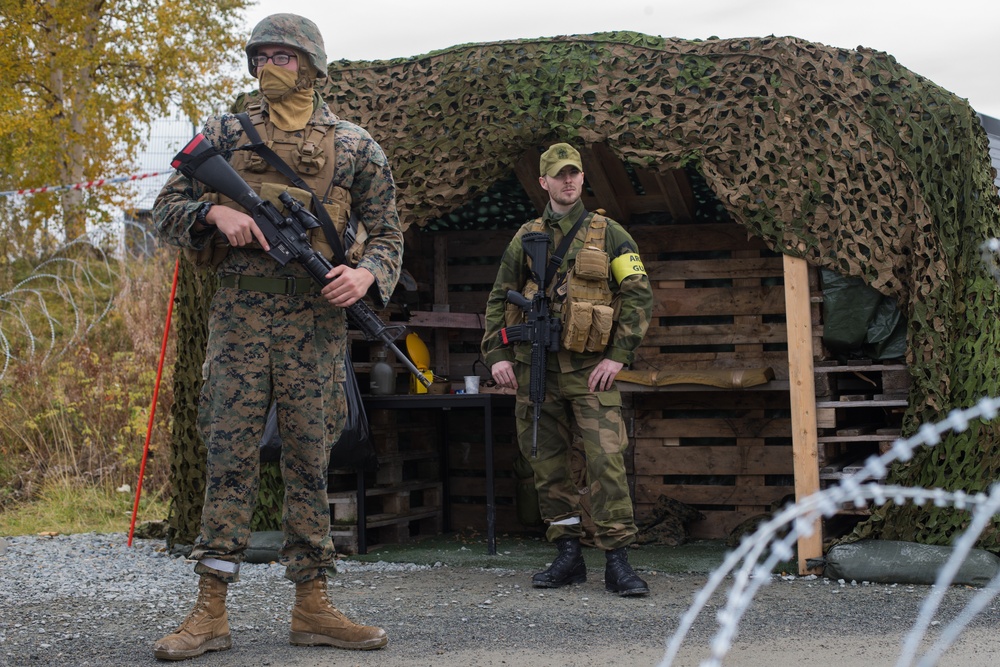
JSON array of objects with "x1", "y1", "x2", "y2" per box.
[{"x1": 610, "y1": 252, "x2": 647, "y2": 283}]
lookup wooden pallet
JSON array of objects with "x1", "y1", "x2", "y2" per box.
[
  {"x1": 329, "y1": 481, "x2": 444, "y2": 554},
  {"x1": 327, "y1": 404, "x2": 445, "y2": 553},
  {"x1": 621, "y1": 223, "x2": 793, "y2": 540},
  {"x1": 630, "y1": 389, "x2": 794, "y2": 539}
]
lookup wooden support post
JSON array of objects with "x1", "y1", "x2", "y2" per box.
[
  {"x1": 782, "y1": 254, "x2": 823, "y2": 574},
  {"x1": 433, "y1": 235, "x2": 450, "y2": 377}
]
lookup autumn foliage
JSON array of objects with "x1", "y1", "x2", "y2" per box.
[{"x1": 0, "y1": 0, "x2": 250, "y2": 256}]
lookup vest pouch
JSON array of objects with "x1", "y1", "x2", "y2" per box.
[
  {"x1": 561, "y1": 259, "x2": 613, "y2": 354},
  {"x1": 259, "y1": 182, "x2": 313, "y2": 213},
  {"x1": 323, "y1": 186, "x2": 367, "y2": 266},
  {"x1": 245, "y1": 149, "x2": 270, "y2": 174},
  {"x1": 182, "y1": 233, "x2": 230, "y2": 269},
  {"x1": 573, "y1": 246, "x2": 609, "y2": 280},
  {"x1": 562, "y1": 301, "x2": 593, "y2": 353},
  {"x1": 320, "y1": 187, "x2": 358, "y2": 264},
  {"x1": 293, "y1": 140, "x2": 326, "y2": 176},
  {"x1": 585, "y1": 304, "x2": 614, "y2": 352},
  {"x1": 306, "y1": 227, "x2": 335, "y2": 262}
]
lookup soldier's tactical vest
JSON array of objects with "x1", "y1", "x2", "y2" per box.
[
  {"x1": 188, "y1": 104, "x2": 363, "y2": 269},
  {"x1": 509, "y1": 214, "x2": 618, "y2": 354}
]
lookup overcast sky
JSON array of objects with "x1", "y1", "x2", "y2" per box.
[{"x1": 242, "y1": 0, "x2": 1000, "y2": 120}]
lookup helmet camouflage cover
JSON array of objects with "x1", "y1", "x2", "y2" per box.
[{"x1": 245, "y1": 13, "x2": 328, "y2": 80}]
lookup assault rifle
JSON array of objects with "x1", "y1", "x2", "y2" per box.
[
  {"x1": 498, "y1": 231, "x2": 561, "y2": 457},
  {"x1": 170, "y1": 133, "x2": 431, "y2": 388}
]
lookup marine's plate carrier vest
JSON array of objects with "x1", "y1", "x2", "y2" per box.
[{"x1": 188, "y1": 103, "x2": 361, "y2": 268}]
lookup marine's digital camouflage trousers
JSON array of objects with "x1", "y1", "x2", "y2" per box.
[
  {"x1": 514, "y1": 363, "x2": 637, "y2": 551},
  {"x1": 191, "y1": 287, "x2": 347, "y2": 584}
]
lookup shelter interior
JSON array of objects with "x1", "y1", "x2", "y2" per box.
[{"x1": 336, "y1": 143, "x2": 907, "y2": 563}]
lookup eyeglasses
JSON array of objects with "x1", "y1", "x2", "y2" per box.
[{"x1": 250, "y1": 53, "x2": 297, "y2": 67}]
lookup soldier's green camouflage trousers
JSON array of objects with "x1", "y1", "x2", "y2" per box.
[
  {"x1": 513, "y1": 363, "x2": 637, "y2": 550},
  {"x1": 191, "y1": 286, "x2": 346, "y2": 584}
]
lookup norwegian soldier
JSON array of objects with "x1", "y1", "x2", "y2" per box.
[
  {"x1": 151, "y1": 13, "x2": 402, "y2": 660},
  {"x1": 482, "y1": 142, "x2": 653, "y2": 596}
]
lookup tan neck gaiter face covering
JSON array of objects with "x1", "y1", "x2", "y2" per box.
[{"x1": 258, "y1": 64, "x2": 314, "y2": 132}]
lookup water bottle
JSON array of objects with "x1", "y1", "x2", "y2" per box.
[{"x1": 370, "y1": 348, "x2": 395, "y2": 395}]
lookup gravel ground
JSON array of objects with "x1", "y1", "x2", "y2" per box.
[{"x1": 3, "y1": 532, "x2": 1000, "y2": 667}]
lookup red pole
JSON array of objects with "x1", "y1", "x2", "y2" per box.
[{"x1": 128, "y1": 255, "x2": 180, "y2": 546}]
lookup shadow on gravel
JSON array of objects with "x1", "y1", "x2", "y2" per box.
[{"x1": 340, "y1": 532, "x2": 796, "y2": 575}]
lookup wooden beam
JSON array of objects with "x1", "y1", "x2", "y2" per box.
[
  {"x1": 578, "y1": 144, "x2": 628, "y2": 221},
  {"x1": 631, "y1": 168, "x2": 697, "y2": 223},
  {"x1": 592, "y1": 144, "x2": 637, "y2": 196},
  {"x1": 655, "y1": 169, "x2": 697, "y2": 223},
  {"x1": 783, "y1": 253, "x2": 823, "y2": 574},
  {"x1": 408, "y1": 311, "x2": 486, "y2": 329}
]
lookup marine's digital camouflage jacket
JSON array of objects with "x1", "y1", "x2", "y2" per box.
[{"x1": 153, "y1": 97, "x2": 403, "y2": 311}]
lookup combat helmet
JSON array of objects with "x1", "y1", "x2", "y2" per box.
[{"x1": 245, "y1": 13, "x2": 328, "y2": 80}]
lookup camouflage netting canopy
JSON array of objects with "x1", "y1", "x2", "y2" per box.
[
  {"x1": 319, "y1": 31, "x2": 1000, "y2": 548},
  {"x1": 168, "y1": 31, "x2": 1000, "y2": 549}
]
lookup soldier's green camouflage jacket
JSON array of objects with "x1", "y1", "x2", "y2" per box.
[
  {"x1": 481, "y1": 200, "x2": 652, "y2": 549},
  {"x1": 481, "y1": 199, "x2": 652, "y2": 372}
]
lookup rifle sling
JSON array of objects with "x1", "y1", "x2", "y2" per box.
[
  {"x1": 235, "y1": 112, "x2": 347, "y2": 265},
  {"x1": 543, "y1": 208, "x2": 589, "y2": 292}
]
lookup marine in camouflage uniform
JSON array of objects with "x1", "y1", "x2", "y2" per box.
[
  {"x1": 482, "y1": 143, "x2": 653, "y2": 596},
  {"x1": 151, "y1": 14, "x2": 399, "y2": 660}
]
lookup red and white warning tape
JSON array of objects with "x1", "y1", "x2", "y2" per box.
[{"x1": 0, "y1": 171, "x2": 172, "y2": 198}]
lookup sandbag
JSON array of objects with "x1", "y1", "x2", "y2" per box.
[
  {"x1": 245, "y1": 530, "x2": 283, "y2": 564},
  {"x1": 822, "y1": 539, "x2": 1000, "y2": 587}
]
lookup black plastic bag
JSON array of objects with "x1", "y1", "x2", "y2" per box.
[
  {"x1": 819, "y1": 268, "x2": 907, "y2": 360},
  {"x1": 330, "y1": 351, "x2": 378, "y2": 471},
  {"x1": 259, "y1": 402, "x2": 282, "y2": 463},
  {"x1": 259, "y1": 350, "x2": 378, "y2": 471}
]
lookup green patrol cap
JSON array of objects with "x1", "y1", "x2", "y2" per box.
[{"x1": 539, "y1": 143, "x2": 583, "y2": 177}]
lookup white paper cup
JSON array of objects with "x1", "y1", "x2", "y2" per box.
[{"x1": 464, "y1": 376, "x2": 480, "y2": 394}]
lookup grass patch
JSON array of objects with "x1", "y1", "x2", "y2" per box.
[
  {"x1": 0, "y1": 247, "x2": 175, "y2": 516},
  {"x1": 0, "y1": 478, "x2": 169, "y2": 537}
]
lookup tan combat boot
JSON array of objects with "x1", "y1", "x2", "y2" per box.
[
  {"x1": 153, "y1": 573, "x2": 232, "y2": 661},
  {"x1": 289, "y1": 576, "x2": 387, "y2": 650}
]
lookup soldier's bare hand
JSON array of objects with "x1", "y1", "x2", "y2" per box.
[
  {"x1": 491, "y1": 360, "x2": 517, "y2": 390},
  {"x1": 209, "y1": 206, "x2": 270, "y2": 251},
  {"x1": 588, "y1": 358, "x2": 623, "y2": 393},
  {"x1": 321, "y1": 265, "x2": 374, "y2": 307}
]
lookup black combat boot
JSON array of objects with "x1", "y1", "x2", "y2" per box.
[
  {"x1": 532, "y1": 537, "x2": 586, "y2": 588},
  {"x1": 604, "y1": 547, "x2": 649, "y2": 596}
]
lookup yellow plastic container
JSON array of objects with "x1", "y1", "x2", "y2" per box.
[
  {"x1": 406, "y1": 333, "x2": 433, "y2": 394},
  {"x1": 411, "y1": 369, "x2": 433, "y2": 394}
]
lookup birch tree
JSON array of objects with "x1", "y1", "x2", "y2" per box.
[{"x1": 0, "y1": 0, "x2": 251, "y2": 256}]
